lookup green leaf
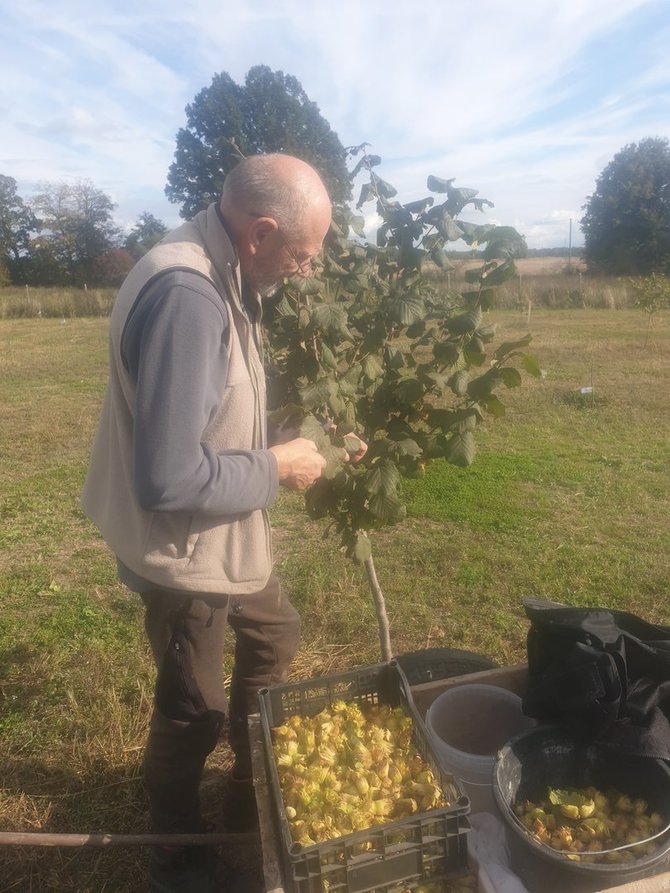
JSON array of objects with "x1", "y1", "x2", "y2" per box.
[
  {"x1": 446, "y1": 186, "x2": 487, "y2": 216},
  {"x1": 433, "y1": 341, "x2": 460, "y2": 366},
  {"x1": 268, "y1": 404, "x2": 304, "y2": 430},
  {"x1": 304, "y1": 479, "x2": 336, "y2": 519},
  {"x1": 298, "y1": 414, "x2": 328, "y2": 448},
  {"x1": 479, "y1": 289, "x2": 497, "y2": 311},
  {"x1": 467, "y1": 369, "x2": 502, "y2": 401},
  {"x1": 406, "y1": 320, "x2": 426, "y2": 339},
  {"x1": 426, "y1": 175, "x2": 454, "y2": 193},
  {"x1": 404, "y1": 197, "x2": 434, "y2": 215},
  {"x1": 340, "y1": 207, "x2": 367, "y2": 238},
  {"x1": 320, "y1": 343, "x2": 338, "y2": 369},
  {"x1": 478, "y1": 323, "x2": 498, "y2": 342},
  {"x1": 273, "y1": 295, "x2": 297, "y2": 317},
  {"x1": 371, "y1": 173, "x2": 398, "y2": 199},
  {"x1": 459, "y1": 221, "x2": 496, "y2": 246},
  {"x1": 445, "y1": 430, "x2": 476, "y2": 467},
  {"x1": 310, "y1": 303, "x2": 350, "y2": 338},
  {"x1": 362, "y1": 354, "x2": 384, "y2": 381},
  {"x1": 483, "y1": 395, "x2": 506, "y2": 417},
  {"x1": 338, "y1": 364, "x2": 362, "y2": 396},
  {"x1": 292, "y1": 275, "x2": 323, "y2": 295},
  {"x1": 388, "y1": 292, "x2": 425, "y2": 326},
  {"x1": 521, "y1": 353, "x2": 545, "y2": 378},
  {"x1": 344, "y1": 433, "x2": 363, "y2": 454},
  {"x1": 369, "y1": 492, "x2": 406, "y2": 524},
  {"x1": 395, "y1": 377, "x2": 424, "y2": 405},
  {"x1": 494, "y1": 334, "x2": 533, "y2": 360},
  {"x1": 430, "y1": 245, "x2": 452, "y2": 269},
  {"x1": 500, "y1": 367, "x2": 522, "y2": 388},
  {"x1": 299, "y1": 377, "x2": 338, "y2": 410},
  {"x1": 327, "y1": 393, "x2": 346, "y2": 417},
  {"x1": 463, "y1": 339, "x2": 487, "y2": 366},
  {"x1": 446, "y1": 307, "x2": 481, "y2": 335},
  {"x1": 353, "y1": 532, "x2": 372, "y2": 563},
  {"x1": 357, "y1": 182, "x2": 375, "y2": 208},
  {"x1": 479, "y1": 257, "x2": 516, "y2": 287},
  {"x1": 426, "y1": 408, "x2": 456, "y2": 432},
  {"x1": 366, "y1": 459, "x2": 400, "y2": 496},
  {"x1": 453, "y1": 408, "x2": 480, "y2": 432},
  {"x1": 483, "y1": 225, "x2": 527, "y2": 259},
  {"x1": 465, "y1": 262, "x2": 498, "y2": 284},
  {"x1": 432, "y1": 209, "x2": 464, "y2": 241},
  {"x1": 448, "y1": 370, "x2": 470, "y2": 396},
  {"x1": 320, "y1": 442, "x2": 347, "y2": 479},
  {"x1": 390, "y1": 438, "x2": 422, "y2": 458}
]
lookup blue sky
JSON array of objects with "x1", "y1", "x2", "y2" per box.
[{"x1": 1, "y1": 0, "x2": 668, "y2": 249}]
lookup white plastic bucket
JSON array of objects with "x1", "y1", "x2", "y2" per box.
[{"x1": 426, "y1": 683, "x2": 535, "y2": 815}]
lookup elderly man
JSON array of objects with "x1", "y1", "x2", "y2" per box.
[{"x1": 81, "y1": 154, "x2": 333, "y2": 891}]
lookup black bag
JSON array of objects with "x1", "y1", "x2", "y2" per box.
[{"x1": 522, "y1": 597, "x2": 670, "y2": 759}]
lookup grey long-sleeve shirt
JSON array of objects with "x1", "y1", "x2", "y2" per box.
[{"x1": 117, "y1": 269, "x2": 279, "y2": 592}]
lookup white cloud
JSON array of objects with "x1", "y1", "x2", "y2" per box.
[{"x1": 0, "y1": 0, "x2": 667, "y2": 248}]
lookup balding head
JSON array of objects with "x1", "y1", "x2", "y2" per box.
[
  {"x1": 220, "y1": 154, "x2": 331, "y2": 241},
  {"x1": 219, "y1": 153, "x2": 332, "y2": 294}
]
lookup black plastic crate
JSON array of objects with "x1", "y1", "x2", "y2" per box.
[{"x1": 257, "y1": 660, "x2": 471, "y2": 893}]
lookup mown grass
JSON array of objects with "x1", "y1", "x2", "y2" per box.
[{"x1": 1, "y1": 308, "x2": 669, "y2": 890}]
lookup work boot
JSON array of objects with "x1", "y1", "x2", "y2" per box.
[
  {"x1": 219, "y1": 773, "x2": 259, "y2": 833},
  {"x1": 148, "y1": 842, "x2": 218, "y2": 893},
  {"x1": 219, "y1": 859, "x2": 266, "y2": 893}
]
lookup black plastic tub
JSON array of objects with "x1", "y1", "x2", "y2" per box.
[
  {"x1": 492, "y1": 725, "x2": 670, "y2": 893},
  {"x1": 257, "y1": 660, "x2": 471, "y2": 893}
]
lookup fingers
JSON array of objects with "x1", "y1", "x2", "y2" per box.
[{"x1": 270, "y1": 438, "x2": 326, "y2": 490}]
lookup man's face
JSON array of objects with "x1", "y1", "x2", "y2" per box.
[{"x1": 242, "y1": 206, "x2": 331, "y2": 296}]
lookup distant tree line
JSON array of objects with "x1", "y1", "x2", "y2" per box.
[{"x1": 0, "y1": 175, "x2": 168, "y2": 287}]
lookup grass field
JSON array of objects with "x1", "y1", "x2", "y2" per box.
[
  {"x1": 1, "y1": 306, "x2": 669, "y2": 890},
  {"x1": 0, "y1": 261, "x2": 633, "y2": 321}
]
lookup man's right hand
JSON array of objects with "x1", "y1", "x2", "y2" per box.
[{"x1": 269, "y1": 438, "x2": 327, "y2": 490}]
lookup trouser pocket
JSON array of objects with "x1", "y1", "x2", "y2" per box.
[{"x1": 156, "y1": 629, "x2": 209, "y2": 723}]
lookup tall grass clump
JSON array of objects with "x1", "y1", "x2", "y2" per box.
[
  {"x1": 426, "y1": 260, "x2": 635, "y2": 310},
  {"x1": 0, "y1": 286, "x2": 115, "y2": 319}
]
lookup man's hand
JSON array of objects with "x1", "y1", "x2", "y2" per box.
[
  {"x1": 269, "y1": 438, "x2": 327, "y2": 490},
  {"x1": 344, "y1": 433, "x2": 368, "y2": 463}
]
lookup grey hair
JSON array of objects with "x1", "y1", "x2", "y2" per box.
[{"x1": 221, "y1": 154, "x2": 312, "y2": 239}]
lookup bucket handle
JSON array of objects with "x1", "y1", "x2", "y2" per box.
[{"x1": 509, "y1": 808, "x2": 670, "y2": 857}]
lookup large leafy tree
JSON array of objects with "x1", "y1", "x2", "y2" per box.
[
  {"x1": 29, "y1": 180, "x2": 118, "y2": 285},
  {"x1": 0, "y1": 175, "x2": 38, "y2": 283},
  {"x1": 124, "y1": 211, "x2": 168, "y2": 259},
  {"x1": 582, "y1": 137, "x2": 670, "y2": 275},
  {"x1": 166, "y1": 65, "x2": 351, "y2": 218}
]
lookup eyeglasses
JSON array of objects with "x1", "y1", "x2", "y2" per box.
[
  {"x1": 276, "y1": 227, "x2": 317, "y2": 278},
  {"x1": 248, "y1": 210, "x2": 317, "y2": 278}
]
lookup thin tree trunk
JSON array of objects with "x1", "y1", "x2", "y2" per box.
[{"x1": 364, "y1": 554, "x2": 393, "y2": 661}]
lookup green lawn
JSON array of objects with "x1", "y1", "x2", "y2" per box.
[{"x1": 1, "y1": 308, "x2": 669, "y2": 890}]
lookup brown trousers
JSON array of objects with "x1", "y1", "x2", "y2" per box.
[{"x1": 140, "y1": 574, "x2": 300, "y2": 833}]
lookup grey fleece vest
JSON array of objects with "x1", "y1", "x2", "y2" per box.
[{"x1": 81, "y1": 204, "x2": 273, "y2": 595}]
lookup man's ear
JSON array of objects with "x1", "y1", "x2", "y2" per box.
[{"x1": 248, "y1": 216, "x2": 278, "y2": 255}]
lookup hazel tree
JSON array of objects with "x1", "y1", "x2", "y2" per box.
[{"x1": 264, "y1": 148, "x2": 543, "y2": 658}]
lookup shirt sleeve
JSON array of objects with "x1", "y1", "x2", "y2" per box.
[{"x1": 121, "y1": 270, "x2": 279, "y2": 515}]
